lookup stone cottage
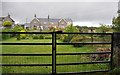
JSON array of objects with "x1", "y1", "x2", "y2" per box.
[
  {"x1": 28, "y1": 14, "x2": 73, "y2": 31},
  {"x1": 0, "y1": 14, "x2": 15, "y2": 29}
]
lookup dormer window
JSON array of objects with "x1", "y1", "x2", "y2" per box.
[
  {"x1": 34, "y1": 21, "x2": 36, "y2": 23},
  {"x1": 61, "y1": 22, "x2": 64, "y2": 24}
]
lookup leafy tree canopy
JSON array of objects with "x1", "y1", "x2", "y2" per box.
[
  {"x1": 65, "y1": 24, "x2": 79, "y2": 32},
  {"x1": 112, "y1": 15, "x2": 120, "y2": 31},
  {"x1": 12, "y1": 25, "x2": 23, "y2": 32},
  {"x1": 99, "y1": 24, "x2": 110, "y2": 33}
]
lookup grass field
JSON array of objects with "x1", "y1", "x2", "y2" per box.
[{"x1": 1, "y1": 38, "x2": 111, "y2": 74}]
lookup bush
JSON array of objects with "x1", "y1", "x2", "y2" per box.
[
  {"x1": 2, "y1": 34, "x2": 11, "y2": 40},
  {"x1": 39, "y1": 35, "x2": 44, "y2": 39},
  {"x1": 112, "y1": 68, "x2": 120, "y2": 73},
  {"x1": 71, "y1": 35, "x2": 84, "y2": 47},
  {"x1": 90, "y1": 48, "x2": 111, "y2": 61},
  {"x1": 56, "y1": 34, "x2": 61, "y2": 40},
  {"x1": 32, "y1": 34, "x2": 44, "y2": 39},
  {"x1": 62, "y1": 34, "x2": 75, "y2": 42},
  {"x1": 12, "y1": 25, "x2": 23, "y2": 32},
  {"x1": 56, "y1": 34, "x2": 64, "y2": 40},
  {"x1": 32, "y1": 34, "x2": 39, "y2": 39},
  {"x1": 44, "y1": 35, "x2": 52, "y2": 39},
  {"x1": 2, "y1": 28, "x2": 12, "y2": 40},
  {"x1": 63, "y1": 35, "x2": 70, "y2": 42},
  {"x1": 3, "y1": 21, "x2": 13, "y2": 27},
  {"x1": 20, "y1": 30, "x2": 27, "y2": 39}
]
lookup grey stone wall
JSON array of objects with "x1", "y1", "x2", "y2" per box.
[{"x1": 113, "y1": 32, "x2": 120, "y2": 68}]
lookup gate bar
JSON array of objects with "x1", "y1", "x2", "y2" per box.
[{"x1": 52, "y1": 32, "x2": 56, "y2": 74}]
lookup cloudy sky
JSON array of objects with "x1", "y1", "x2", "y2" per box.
[{"x1": 0, "y1": 0, "x2": 119, "y2": 27}]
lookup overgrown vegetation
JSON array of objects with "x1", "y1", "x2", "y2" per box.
[
  {"x1": 1, "y1": 23, "x2": 116, "y2": 74},
  {"x1": 112, "y1": 15, "x2": 120, "y2": 31}
]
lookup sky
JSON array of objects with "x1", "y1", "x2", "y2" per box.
[{"x1": 0, "y1": 0, "x2": 120, "y2": 27}]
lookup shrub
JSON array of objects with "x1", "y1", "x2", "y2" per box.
[
  {"x1": 32, "y1": 34, "x2": 39, "y2": 39},
  {"x1": 2, "y1": 28, "x2": 12, "y2": 40},
  {"x1": 62, "y1": 34, "x2": 75, "y2": 42},
  {"x1": 71, "y1": 35, "x2": 84, "y2": 47},
  {"x1": 44, "y1": 35, "x2": 52, "y2": 39},
  {"x1": 63, "y1": 35, "x2": 70, "y2": 42},
  {"x1": 90, "y1": 48, "x2": 111, "y2": 61},
  {"x1": 112, "y1": 68, "x2": 120, "y2": 73},
  {"x1": 32, "y1": 34, "x2": 44, "y2": 39},
  {"x1": 62, "y1": 24, "x2": 79, "y2": 42},
  {"x1": 3, "y1": 21, "x2": 13, "y2": 27},
  {"x1": 56, "y1": 34, "x2": 61, "y2": 40},
  {"x1": 39, "y1": 35, "x2": 44, "y2": 39},
  {"x1": 2, "y1": 34, "x2": 11, "y2": 40},
  {"x1": 20, "y1": 30, "x2": 26, "y2": 39},
  {"x1": 12, "y1": 25, "x2": 23, "y2": 32},
  {"x1": 56, "y1": 34, "x2": 64, "y2": 40}
]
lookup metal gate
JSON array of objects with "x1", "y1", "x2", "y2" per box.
[{"x1": 0, "y1": 32, "x2": 113, "y2": 75}]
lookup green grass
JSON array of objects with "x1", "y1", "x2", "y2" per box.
[{"x1": 1, "y1": 38, "x2": 111, "y2": 73}]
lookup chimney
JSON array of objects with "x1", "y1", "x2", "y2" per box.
[
  {"x1": 34, "y1": 14, "x2": 36, "y2": 18},
  {"x1": 48, "y1": 14, "x2": 50, "y2": 20},
  {"x1": 8, "y1": 13, "x2": 10, "y2": 17}
]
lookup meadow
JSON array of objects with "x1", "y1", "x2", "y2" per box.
[{"x1": 1, "y1": 36, "x2": 111, "y2": 74}]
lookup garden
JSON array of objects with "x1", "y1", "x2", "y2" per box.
[
  {"x1": 1, "y1": 34, "x2": 111, "y2": 73},
  {"x1": 1, "y1": 22, "x2": 113, "y2": 74}
]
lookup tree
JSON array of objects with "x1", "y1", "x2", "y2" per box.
[
  {"x1": 12, "y1": 25, "x2": 26, "y2": 40},
  {"x1": 12, "y1": 25, "x2": 23, "y2": 32},
  {"x1": 112, "y1": 15, "x2": 120, "y2": 31},
  {"x1": 99, "y1": 24, "x2": 109, "y2": 33},
  {"x1": 63, "y1": 24, "x2": 79, "y2": 42},
  {"x1": 64, "y1": 24, "x2": 79, "y2": 32},
  {"x1": 3, "y1": 21, "x2": 13, "y2": 27},
  {"x1": 99, "y1": 24, "x2": 110, "y2": 43}
]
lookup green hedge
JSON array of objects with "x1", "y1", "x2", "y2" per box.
[
  {"x1": 32, "y1": 34, "x2": 44, "y2": 39},
  {"x1": 44, "y1": 35, "x2": 52, "y2": 39},
  {"x1": 2, "y1": 28, "x2": 13, "y2": 40}
]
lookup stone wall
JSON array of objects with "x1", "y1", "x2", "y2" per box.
[{"x1": 113, "y1": 32, "x2": 120, "y2": 68}]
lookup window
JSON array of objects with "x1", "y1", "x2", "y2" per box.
[
  {"x1": 61, "y1": 22, "x2": 64, "y2": 24},
  {"x1": 33, "y1": 25, "x2": 37, "y2": 30},
  {"x1": 34, "y1": 21, "x2": 36, "y2": 23}
]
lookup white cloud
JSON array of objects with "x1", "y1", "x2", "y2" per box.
[
  {"x1": 73, "y1": 21, "x2": 100, "y2": 27},
  {"x1": 1, "y1": 0, "x2": 119, "y2": 2},
  {"x1": 1, "y1": 2, "x2": 118, "y2": 27}
]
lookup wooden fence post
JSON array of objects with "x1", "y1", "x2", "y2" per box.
[{"x1": 113, "y1": 32, "x2": 120, "y2": 68}]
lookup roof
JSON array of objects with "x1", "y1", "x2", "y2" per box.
[
  {"x1": 64, "y1": 18, "x2": 73, "y2": 22},
  {"x1": 9, "y1": 17, "x2": 15, "y2": 22},
  {"x1": 37, "y1": 18, "x2": 60, "y2": 22},
  {"x1": 37, "y1": 18, "x2": 72, "y2": 23},
  {"x1": 0, "y1": 16, "x2": 14, "y2": 22}
]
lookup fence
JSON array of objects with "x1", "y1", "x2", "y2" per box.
[{"x1": 0, "y1": 32, "x2": 114, "y2": 75}]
